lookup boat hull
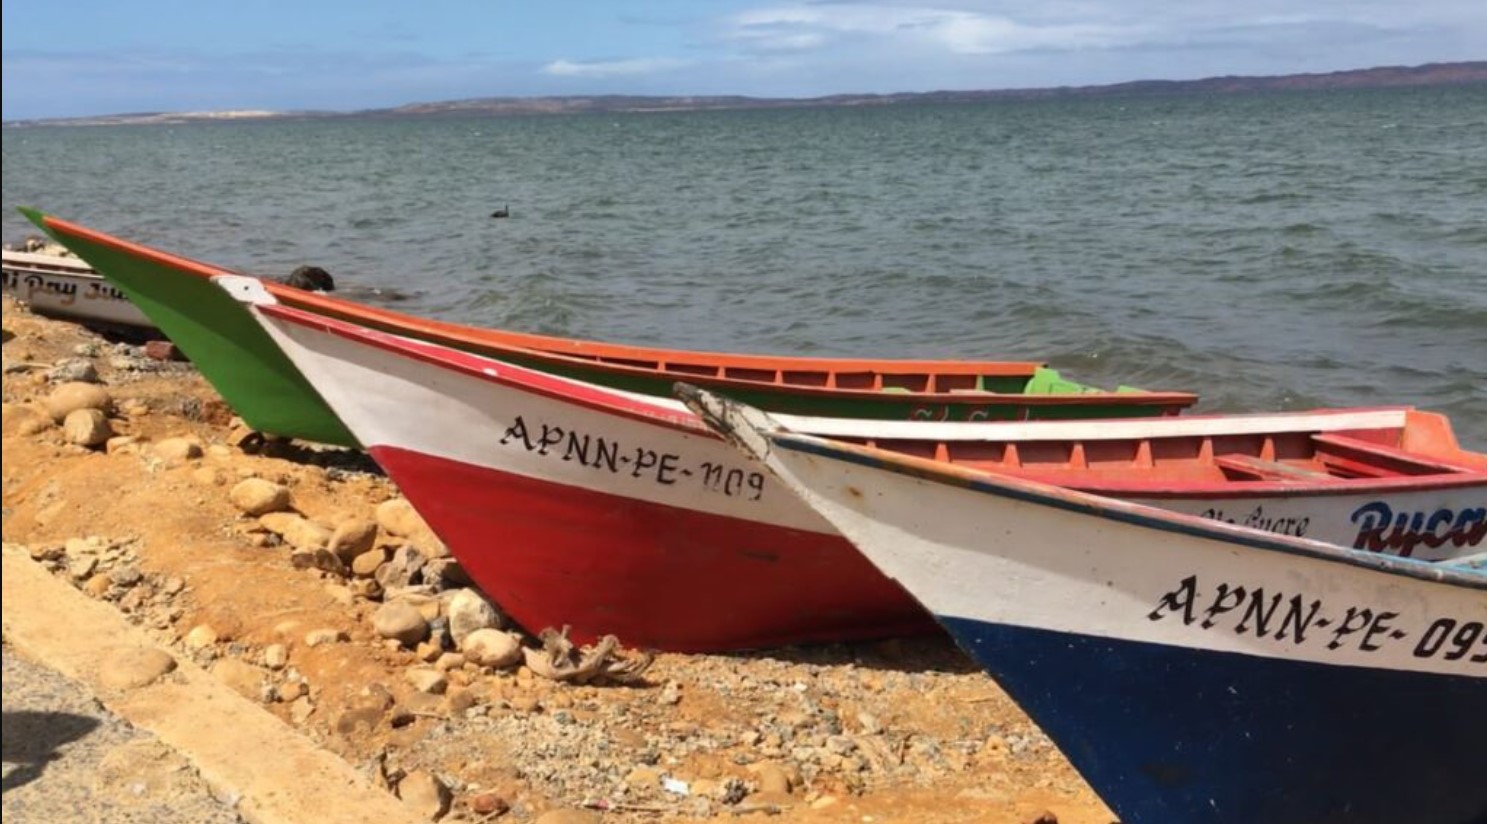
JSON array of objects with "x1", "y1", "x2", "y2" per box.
[
  {"x1": 371, "y1": 444, "x2": 930, "y2": 649},
  {"x1": 240, "y1": 291, "x2": 1485, "y2": 649},
  {"x1": 2, "y1": 252, "x2": 154, "y2": 330},
  {"x1": 943, "y1": 619, "x2": 1485, "y2": 824},
  {"x1": 725, "y1": 419, "x2": 1487, "y2": 822}
]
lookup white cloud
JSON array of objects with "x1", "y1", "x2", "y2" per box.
[
  {"x1": 726, "y1": 4, "x2": 1149, "y2": 56},
  {"x1": 719, "y1": 0, "x2": 1487, "y2": 59},
  {"x1": 542, "y1": 57, "x2": 690, "y2": 78}
]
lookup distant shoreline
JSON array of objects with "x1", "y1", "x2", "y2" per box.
[{"x1": 5, "y1": 60, "x2": 1484, "y2": 128}]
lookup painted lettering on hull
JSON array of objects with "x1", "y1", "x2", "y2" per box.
[
  {"x1": 1349, "y1": 502, "x2": 1487, "y2": 558},
  {"x1": 1200, "y1": 506, "x2": 1310, "y2": 537},
  {"x1": 499, "y1": 415, "x2": 765, "y2": 501},
  {"x1": 1147, "y1": 575, "x2": 1487, "y2": 664}
]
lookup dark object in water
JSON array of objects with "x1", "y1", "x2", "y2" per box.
[
  {"x1": 283, "y1": 265, "x2": 335, "y2": 292},
  {"x1": 490, "y1": 205, "x2": 510, "y2": 219}
]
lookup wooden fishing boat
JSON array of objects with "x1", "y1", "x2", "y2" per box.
[
  {"x1": 218, "y1": 275, "x2": 1485, "y2": 651},
  {"x1": 22, "y1": 208, "x2": 1196, "y2": 448},
  {"x1": 2, "y1": 249, "x2": 154, "y2": 330},
  {"x1": 690, "y1": 389, "x2": 1486, "y2": 824}
]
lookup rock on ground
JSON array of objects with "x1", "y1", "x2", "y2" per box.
[
  {"x1": 375, "y1": 498, "x2": 428, "y2": 538},
  {"x1": 372, "y1": 601, "x2": 430, "y2": 647},
  {"x1": 328, "y1": 519, "x2": 377, "y2": 563},
  {"x1": 62, "y1": 408, "x2": 113, "y2": 447},
  {"x1": 396, "y1": 769, "x2": 451, "y2": 821},
  {"x1": 44, "y1": 382, "x2": 113, "y2": 421},
  {"x1": 229, "y1": 478, "x2": 292, "y2": 516},
  {"x1": 459, "y1": 629, "x2": 522, "y2": 669},
  {"x1": 446, "y1": 588, "x2": 503, "y2": 644}
]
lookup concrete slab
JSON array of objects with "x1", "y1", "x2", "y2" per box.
[{"x1": 2, "y1": 544, "x2": 426, "y2": 824}]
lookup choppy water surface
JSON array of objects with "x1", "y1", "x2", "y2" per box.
[{"x1": 4, "y1": 86, "x2": 1484, "y2": 444}]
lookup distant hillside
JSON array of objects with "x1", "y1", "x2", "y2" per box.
[{"x1": 8, "y1": 61, "x2": 1485, "y2": 127}]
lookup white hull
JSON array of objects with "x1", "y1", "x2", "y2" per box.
[
  {"x1": 2, "y1": 251, "x2": 154, "y2": 329},
  {"x1": 216, "y1": 274, "x2": 1487, "y2": 559},
  {"x1": 741, "y1": 421, "x2": 1484, "y2": 676}
]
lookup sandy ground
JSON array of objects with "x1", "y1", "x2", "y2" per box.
[{"x1": 1, "y1": 295, "x2": 1115, "y2": 824}]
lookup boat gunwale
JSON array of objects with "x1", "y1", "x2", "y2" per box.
[
  {"x1": 762, "y1": 428, "x2": 1487, "y2": 590},
  {"x1": 255, "y1": 297, "x2": 1487, "y2": 499},
  {"x1": 2, "y1": 249, "x2": 100, "y2": 274}
]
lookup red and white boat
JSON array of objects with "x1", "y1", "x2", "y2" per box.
[{"x1": 217, "y1": 276, "x2": 1487, "y2": 651}]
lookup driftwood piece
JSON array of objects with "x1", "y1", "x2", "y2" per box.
[{"x1": 522, "y1": 625, "x2": 653, "y2": 685}]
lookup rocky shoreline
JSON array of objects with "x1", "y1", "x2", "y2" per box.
[{"x1": 2, "y1": 294, "x2": 1114, "y2": 824}]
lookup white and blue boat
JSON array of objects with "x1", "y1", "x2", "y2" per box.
[{"x1": 683, "y1": 385, "x2": 1487, "y2": 824}]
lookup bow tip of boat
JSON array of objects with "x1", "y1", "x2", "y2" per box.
[{"x1": 16, "y1": 205, "x2": 49, "y2": 230}]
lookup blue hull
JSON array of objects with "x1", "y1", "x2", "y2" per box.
[{"x1": 940, "y1": 617, "x2": 1487, "y2": 824}]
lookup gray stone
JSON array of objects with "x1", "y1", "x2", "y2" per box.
[
  {"x1": 422, "y1": 557, "x2": 469, "y2": 587},
  {"x1": 67, "y1": 555, "x2": 98, "y2": 580},
  {"x1": 107, "y1": 564, "x2": 142, "y2": 587},
  {"x1": 372, "y1": 601, "x2": 429, "y2": 647},
  {"x1": 459, "y1": 629, "x2": 522, "y2": 669},
  {"x1": 446, "y1": 588, "x2": 503, "y2": 644},
  {"x1": 47, "y1": 358, "x2": 98, "y2": 384},
  {"x1": 26, "y1": 542, "x2": 65, "y2": 562},
  {"x1": 289, "y1": 547, "x2": 346, "y2": 576},
  {"x1": 375, "y1": 545, "x2": 426, "y2": 590}
]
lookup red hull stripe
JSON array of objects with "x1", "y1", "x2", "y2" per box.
[{"x1": 369, "y1": 445, "x2": 936, "y2": 651}]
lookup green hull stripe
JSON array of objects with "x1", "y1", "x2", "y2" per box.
[{"x1": 23, "y1": 209, "x2": 359, "y2": 447}]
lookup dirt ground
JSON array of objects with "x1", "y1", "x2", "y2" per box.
[{"x1": 1, "y1": 295, "x2": 1116, "y2": 824}]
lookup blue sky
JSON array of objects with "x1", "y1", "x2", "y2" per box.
[{"x1": 3, "y1": 0, "x2": 1483, "y2": 120}]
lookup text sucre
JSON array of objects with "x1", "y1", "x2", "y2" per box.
[{"x1": 499, "y1": 415, "x2": 764, "y2": 501}]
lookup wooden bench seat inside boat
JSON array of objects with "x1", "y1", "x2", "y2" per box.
[
  {"x1": 1311, "y1": 433, "x2": 1476, "y2": 478},
  {"x1": 1212, "y1": 454, "x2": 1340, "y2": 483}
]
